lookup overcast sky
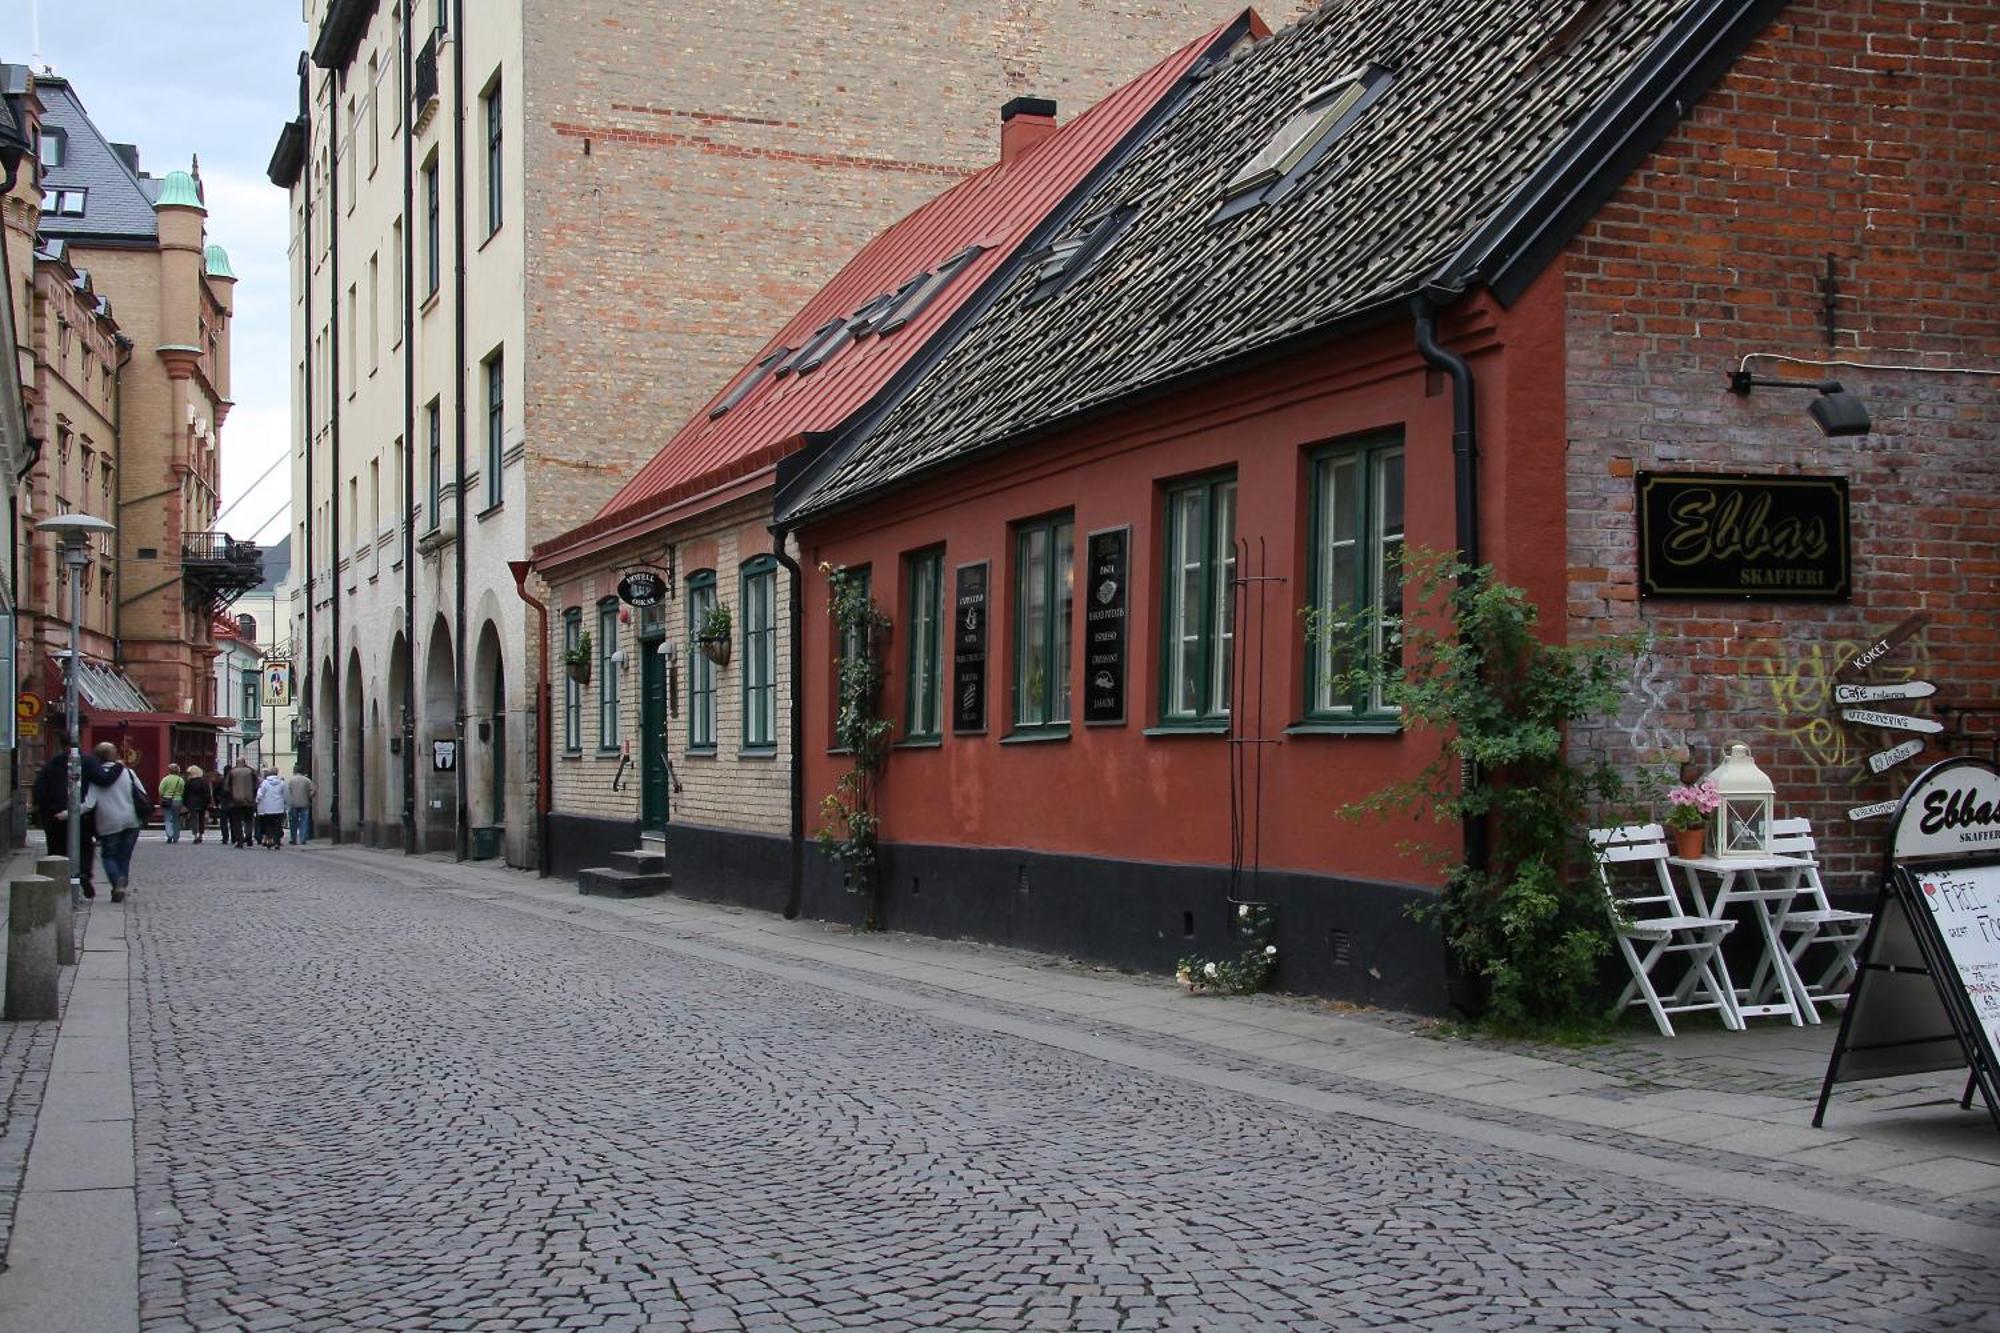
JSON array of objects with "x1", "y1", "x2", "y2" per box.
[{"x1": 7, "y1": 0, "x2": 306, "y2": 546}]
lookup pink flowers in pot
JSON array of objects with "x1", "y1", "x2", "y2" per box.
[{"x1": 1664, "y1": 779, "x2": 1721, "y2": 831}]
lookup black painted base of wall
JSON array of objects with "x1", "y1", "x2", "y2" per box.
[
  {"x1": 576, "y1": 821, "x2": 1452, "y2": 1013},
  {"x1": 548, "y1": 812, "x2": 643, "y2": 883}
]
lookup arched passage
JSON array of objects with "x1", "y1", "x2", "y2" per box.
[
  {"x1": 343, "y1": 650, "x2": 366, "y2": 840},
  {"x1": 471, "y1": 620, "x2": 506, "y2": 856},
  {"x1": 420, "y1": 617, "x2": 457, "y2": 853},
  {"x1": 387, "y1": 631, "x2": 410, "y2": 844},
  {"x1": 314, "y1": 658, "x2": 336, "y2": 834}
]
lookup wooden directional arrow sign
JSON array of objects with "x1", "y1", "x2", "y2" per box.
[
  {"x1": 1842, "y1": 708, "x2": 1944, "y2": 734},
  {"x1": 1866, "y1": 739, "x2": 1925, "y2": 774},
  {"x1": 1835, "y1": 612, "x2": 1930, "y2": 682},
  {"x1": 1833, "y1": 681, "x2": 1936, "y2": 705},
  {"x1": 1848, "y1": 800, "x2": 1900, "y2": 822}
]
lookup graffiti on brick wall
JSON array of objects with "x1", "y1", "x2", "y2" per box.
[
  {"x1": 1617, "y1": 651, "x2": 1686, "y2": 763},
  {"x1": 1738, "y1": 616, "x2": 1932, "y2": 782}
]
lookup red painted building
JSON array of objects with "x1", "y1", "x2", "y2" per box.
[{"x1": 776, "y1": 0, "x2": 1999, "y2": 1010}]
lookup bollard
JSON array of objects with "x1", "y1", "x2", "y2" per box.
[
  {"x1": 4, "y1": 876, "x2": 61, "y2": 1021},
  {"x1": 36, "y1": 856, "x2": 74, "y2": 966}
]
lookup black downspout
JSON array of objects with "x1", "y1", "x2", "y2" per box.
[
  {"x1": 301, "y1": 68, "x2": 317, "y2": 795},
  {"x1": 771, "y1": 532, "x2": 805, "y2": 919},
  {"x1": 109, "y1": 336, "x2": 132, "y2": 662},
  {"x1": 1412, "y1": 293, "x2": 1489, "y2": 997},
  {"x1": 400, "y1": 6, "x2": 418, "y2": 853},
  {"x1": 450, "y1": 2, "x2": 469, "y2": 860},
  {"x1": 327, "y1": 71, "x2": 344, "y2": 845}
]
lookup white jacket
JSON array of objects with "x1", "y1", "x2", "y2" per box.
[
  {"x1": 255, "y1": 776, "x2": 287, "y2": 816},
  {"x1": 82, "y1": 766, "x2": 147, "y2": 835}
]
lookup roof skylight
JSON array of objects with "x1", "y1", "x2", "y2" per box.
[
  {"x1": 1026, "y1": 207, "x2": 1139, "y2": 303},
  {"x1": 1217, "y1": 64, "x2": 1393, "y2": 217}
]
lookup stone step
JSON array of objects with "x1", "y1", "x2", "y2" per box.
[
  {"x1": 577, "y1": 867, "x2": 672, "y2": 899},
  {"x1": 609, "y1": 849, "x2": 667, "y2": 876}
]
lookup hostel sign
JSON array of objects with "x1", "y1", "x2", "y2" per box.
[{"x1": 1637, "y1": 472, "x2": 1850, "y2": 600}]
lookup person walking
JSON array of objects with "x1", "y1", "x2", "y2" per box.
[
  {"x1": 183, "y1": 765, "x2": 210, "y2": 842},
  {"x1": 226, "y1": 756, "x2": 257, "y2": 848},
  {"x1": 82, "y1": 742, "x2": 147, "y2": 902},
  {"x1": 255, "y1": 769, "x2": 287, "y2": 848},
  {"x1": 284, "y1": 766, "x2": 315, "y2": 845},
  {"x1": 30, "y1": 729, "x2": 109, "y2": 897},
  {"x1": 159, "y1": 763, "x2": 187, "y2": 843},
  {"x1": 204, "y1": 767, "x2": 228, "y2": 843}
]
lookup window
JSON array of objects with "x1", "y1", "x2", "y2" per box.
[
  {"x1": 367, "y1": 54, "x2": 381, "y2": 176},
  {"x1": 741, "y1": 556, "x2": 777, "y2": 750},
  {"x1": 1307, "y1": 439, "x2": 1404, "y2": 718},
  {"x1": 686, "y1": 572, "x2": 717, "y2": 751},
  {"x1": 390, "y1": 218, "x2": 404, "y2": 343},
  {"x1": 368, "y1": 253, "x2": 379, "y2": 370},
  {"x1": 483, "y1": 349, "x2": 504, "y2": 508},
  {"x1": 345, "y1": 285, "x2": 357, "y2": 395},
  {"x1": 424, "y1": 397, "x2": 442, "y2": 531},
  {"x1": 1012, "y1": 513, "x2": 1074, "y2": 730},
  {"x1": 1027, "y1": 207, "x2": 1138, "y2": 303},
  {"x1": 596, "y1": 599, "x2": 620, "y2": 749},
  {"x1": 483, "y1": 77, "x2": 503, "y2": 236},
  {"x1": 423, "y1": 156, "x2": 440, "y2": 297},
  {"x1": 709, "y1": 346, "x2": 789, "y2": 420},
  {"x1": 43, "y1": 188, "x2": 86, "y2": 216},
  {"x1": 39, "y1": 127, "x2": 65, "y2": 169},
  {"x1": 344, "y1": 96, "x2": 358, "y2": 202},
  {"x1": 904, "y1": 549, "x2": 943, "y2": 740},
  {"x1": 562, "y1": 609, "x2": 582, "y2": 753},
  {"x1": 1218, "y1": 65, "x2": 1394, "y2": 217},
  {"x1": 877, "y1": 245, "x2": 983, "y2": 335},
  {"x1": 1160, "y1": 474, "x2": 1237, "y2": 724},
  {"x1": 241, "y1": 674, "x2": 259, "y2": 721}
]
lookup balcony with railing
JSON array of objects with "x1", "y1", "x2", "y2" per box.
[
  {"x1": 413, "y1": 30, "x2": 441, "y2": 129},
  {"x1": 183, "y1": 532, "x2": 264, "y2": 616}
]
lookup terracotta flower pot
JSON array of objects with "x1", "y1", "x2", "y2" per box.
[{"x1": 1673, "y1": 826, "x2": 1707, "y2": 860}]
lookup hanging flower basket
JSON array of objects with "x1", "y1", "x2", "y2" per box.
[
  {"x1": 698, "y1": 634, "x2": 731, "y2": 667},
  {"x1": 565, "y1": 658, "x2": 591, "y2": 686}
]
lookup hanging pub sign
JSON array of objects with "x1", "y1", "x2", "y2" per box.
[
  {"x1": 1083, "y1": 527, "x2": 1129, "y2": 726},
  {"x1": 952, "y1": 562, "x2": 988, "y2": 734},
  {"x1": 1636, "y1": 471, "x2": 1850, "y2": 600},
  {"x1": 1815, "y1": 757, "x2": 2000, "y2": 1133},
  {"x1": 617, "y1": 569, "x2": 668, "y2": 608}
]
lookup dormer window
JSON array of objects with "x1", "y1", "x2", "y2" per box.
[
  {"x1": 1216, "y1": 65, "x2": 1393, "y2": 219},
  {"x1": 39, "y1": 128, "x2": 67, "y2": 169},
  {"x1": 42, "y1": 188, "x2": 87, "y2": 217}
]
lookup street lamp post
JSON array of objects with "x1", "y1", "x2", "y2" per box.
[{"x1": 36, "y1": 515, "x2": 116, "y2": 903}]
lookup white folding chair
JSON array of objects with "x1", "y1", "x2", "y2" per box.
[
  {"x1": 1754, "y1": 817, "x2": 1871, "y2": 1015},
  {"x1": 1592, "y1": 823, "x2": 1743, "y2": 1036}
]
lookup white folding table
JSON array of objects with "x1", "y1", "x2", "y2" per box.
[{"x1": 1666, "y1": 852, "x2": 1818, "y2": 1025}]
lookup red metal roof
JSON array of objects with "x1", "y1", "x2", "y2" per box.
[{"x1": 536, "y1": 13, "x2": 1258, "y2": 569}]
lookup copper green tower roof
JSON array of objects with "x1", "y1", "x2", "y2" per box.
[
  {"x1": 204, "y1": 244, "x2": 235, "y2": 279},
  {"x1": 153, "y1": 169, "x2": 205, "y2": 212}
]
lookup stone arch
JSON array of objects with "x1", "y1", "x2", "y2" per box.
[
  {"x1": 343, "y1": 649, "x2": 366, "y2": 840},
  {"x1": 386, "y1": 631, "x2": 410, "y2": 844},
  {"x1": 314, "y1": 657, "x2": 336, "y2": 831},
  {"x1": 419, "y1": 616, "x2": 458, "y2": 852},
  {"x1": 471, "y1": 619, "x2": 507, "y2": 854}
]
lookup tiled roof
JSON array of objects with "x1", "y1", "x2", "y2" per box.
[
  {"x1": 35, "y1": 75, "x2": 159, "y2": 244},
  {"x1": 535, "y1": 13, "x2": 1259, "y2": 568},
  {"x1": 786, "y1": 0, "x2": 1773, "y2": 521}
]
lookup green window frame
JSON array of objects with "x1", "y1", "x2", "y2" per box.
[
  {"x1": 740, "y1": 556, "x2": 777, "y2": 750},
  {"x1": 483, "y1": 77, "x2": 503, "y2": 236},
  {"x1": 483, "y1": 350, "x2": 504, "y2": 509},
  {"x1": 686, "y1": 572, "x2": 717, "y2": 752},
  {"x1": 425, "y1": 398, "x2": 441, "y2": 533},
  {"x1": 1159, "y1": 473, "x2": 1237, "y2": 725},
  {"x1": 1307, "y1": 438, "x2": 1405, "y2": 720},
  {"x1": 903, "y1": 548, "x2": 943, "y2": 740},
  {"x1": 423, "y1": 155, "x2": 440, "y2": 298},
  {"x1": 1011, "y1": 513, "x2": 1074, "y2": 731},
  {"x1": 562, "y1": 609, "x2": 581, "y2": 754},
  {"x1": 596, "y1": 598, "x2": 620, "y2": 750}
]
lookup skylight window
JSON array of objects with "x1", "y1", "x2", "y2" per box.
[
  {"x1": 1027, "y1": 207, "x2": 1139, "y2": 303},
  {"x1": 43, "y1": 188, "x2": 87, "y2": 217},
  {"x1": 876, "y1": 245, "x2": 984, "y2": 335},
  {"x1": 1217, "y1": 64, "x2": 1393, "y2": 217},
  {"x1": 708, "y1": 345, "x2": 790, "y2": 420}
]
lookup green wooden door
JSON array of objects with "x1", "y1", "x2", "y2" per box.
[{"x1": 640, "y1": 640, "x2": 668, "y2": 833}]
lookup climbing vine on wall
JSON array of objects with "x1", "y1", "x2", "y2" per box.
[{"x1": 816, "y1": 563, "x2": 894, "y2": 928}]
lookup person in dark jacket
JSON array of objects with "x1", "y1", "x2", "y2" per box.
[
  {"x1": 182, "y1": 764, "x2": 211, "y2": 842},
  {"x1": 30, "y1": 730, "x2": 114, "y2": 898},
  {"x1": 225, "y1": 757, "x2": 257, "y2": 847}
]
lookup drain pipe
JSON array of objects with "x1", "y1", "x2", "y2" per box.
[
  {"x1": 508, "y1": 561, "x2": 552, "y2": 877},
  {"x1": 1411, "y1": 292, "x2": 1489, "y2": 892},
  {"x1": 770, "y1": 530, "x2": 805, "y2": 919}
]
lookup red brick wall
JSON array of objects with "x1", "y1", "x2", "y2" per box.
[{"x1": 1564, "y1": 0, "x2": 2000, "y2": 888}]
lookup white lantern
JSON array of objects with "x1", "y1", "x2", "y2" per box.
[{"x1": 1703, "y1": 743, "x2": 1776, "y2": 859}]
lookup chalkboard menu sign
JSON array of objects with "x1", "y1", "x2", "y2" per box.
[
  {"x1": 1816, "y1": 757, "x2": 2000, "y2": 1132},
  {"x1": 1084, "y1": 528, "x2": 1129, "y2": 725},
  {"x1": 952, "y1": 562, "x2": 988, "y2": 734},
  {"x1": 1637, "y1": 471, "x2": 1850, "y2": 600}
]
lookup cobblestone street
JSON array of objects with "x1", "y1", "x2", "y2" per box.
[{"x1": 2, "y1": 841, "x2": 1994, "y2": 1331}]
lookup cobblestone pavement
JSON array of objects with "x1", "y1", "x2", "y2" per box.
[{"x1": 123, "y1": 846, "x2": 2000, "y2": 1332}]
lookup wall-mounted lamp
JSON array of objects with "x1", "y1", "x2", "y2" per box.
[
  {"x1": 609, "y1": 647, "x2": 629, "y2": 672},
  {"x1": 1727, "y1": 372, "x2": 1872, "y2": 437}
]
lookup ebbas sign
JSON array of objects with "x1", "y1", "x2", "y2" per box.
[{"x1": 1637, "y1": 472, "x2": 1850, "y2": 600}]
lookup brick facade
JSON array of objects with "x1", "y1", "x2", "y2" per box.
[{"x1": 1564, "y1": 0, "x2": 2000, "y2": 889}]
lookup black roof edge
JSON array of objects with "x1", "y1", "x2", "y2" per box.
[
  {"x1": 267, "y1": 117, "x2": 307, "y2": 190},
  {"x1": 310, "y1": 0, "x2": 380, "y2": 72},
  {"x1": 1444, "y1": 0, "x2": 1787, "y2": 305},
  {"x1": 789, "y1": 291, "x2": 1413, "y2": 529},
  {"x1": 773, "y1": 8, "x2": 1262, "y2": 530}
]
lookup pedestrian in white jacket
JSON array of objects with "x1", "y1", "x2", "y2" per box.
[{"x1": 254, "y1": 770, "x2": 287, "y2": 849}]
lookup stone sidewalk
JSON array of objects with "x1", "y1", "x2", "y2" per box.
[{"x1": 317, "y1": 844, "x2": 2000, "y2": 1227}]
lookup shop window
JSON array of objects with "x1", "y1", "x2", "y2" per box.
[
  {"x1": 596, "y1": 598, "x2": 619, "y2": 750},
  {"x1": 1307, "y1": 438, "x2": 1404, "y2": 719},
  {"x1": 1160, "y1": 473, "x2": 1236, "y2": 725},
  {"x1": 562, "y1": 608, "x2": 581, "y2": 754},
  {"x1": 1012, "y1": 513, "x2": 1074, "y2": 731},
  {"x1": 740, "y1": 556, "x2": 777, "y2": 750},
  {"x1": 686, "y1": 572, "x2": 717, "y2": 752},
  {"x1": 904, "y1": 548, "x2": 943, "y2": 740}
]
